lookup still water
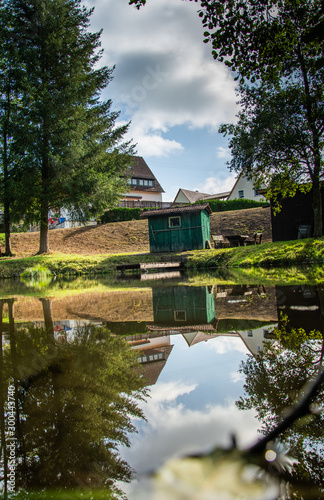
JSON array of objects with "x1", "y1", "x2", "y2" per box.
[{"x1": 0, "y1": 270, "x2": 323, "y2": 499}]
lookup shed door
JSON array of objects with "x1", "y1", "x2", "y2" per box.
[{"x1": 171, "y1": 228, "x2": 180, "y2": 251}]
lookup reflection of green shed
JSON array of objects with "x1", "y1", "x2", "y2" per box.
[
  {"x1": 153, "y1": 285, "x2": 216, "y2": 326},
  {"x1": 141, "y1": 203, "x2": 212, "y2": 253}
]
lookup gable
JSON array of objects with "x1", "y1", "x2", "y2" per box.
[{"x1": 126, "y1": 156, "x2": 164, "y2": 193}]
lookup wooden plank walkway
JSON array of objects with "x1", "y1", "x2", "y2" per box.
[{"x1": 116, "y1": 262, "x2": 182, "y2": 272}]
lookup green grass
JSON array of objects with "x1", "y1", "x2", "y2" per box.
[
  {"x1": 1, "y1": 238, "x2": 324, "y2": 281},
  {"x1": 184, "y1": 237, "x2": 324, "y2": 269}
]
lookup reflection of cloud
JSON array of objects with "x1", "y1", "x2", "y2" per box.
[
  {"x1": 121, "y1": 381, "x2": 259, "y2": 476},
  {"x1": 207, "y1": 337, "x2": 248, "y2": 355}
]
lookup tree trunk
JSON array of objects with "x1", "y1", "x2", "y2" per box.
[
  {"x1": 0, "y1": 301, "x2": 8, "y2": 499},
  {"x1": 312, "y1": 179, "x2": 323, "y2": 238},
  {"x1": 38, "y1": 151, "x2": 50, "y2": 254},
  {"x1": 38, "y1": 205, "x2": 49, "y2": 254},
  {"x1": 3, "y1": 198, "x2": 12, "y2": 257},
  {"x1": 2, "y1": 86, "x2": 12, "y2": 256}
]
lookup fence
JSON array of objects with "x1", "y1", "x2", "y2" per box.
[{"x1": 118, "y1": 200, "x2": 183, "y2": 209}]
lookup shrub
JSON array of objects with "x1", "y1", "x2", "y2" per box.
[
  {"x1": 100, "y1": 207, "x2": 142, "y2": 224},
  {"x1": 196, "y1": 198, "x2": 269, "y2": 212}
]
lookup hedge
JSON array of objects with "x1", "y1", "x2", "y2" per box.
[
  {"x1": 196, "y1": 198, "x2": 270, "y2": 212},
  {"x1": 100, "y1": 207, "x2": 142, "y2": 224},
  {"x1": 100, "y1": 206, "x2": 161, "y2": 224}
]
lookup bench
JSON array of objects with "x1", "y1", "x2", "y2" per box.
[
  {"x1": 245, "y1": 232, "x2": 262, "y2": 245},
  {"x1": 211, "y1": 235, "x2": 230, "y2": 249}
]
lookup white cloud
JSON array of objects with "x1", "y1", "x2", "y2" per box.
[
  {"x1": 196, "y1": 174, "x2": 237, "y2": 195},
  {"x1": 85, "y1": 0, "x2": 238, "y2": 157},
  {"x1": 216, "y1": 146, "x2": 232, "y2": 159}
]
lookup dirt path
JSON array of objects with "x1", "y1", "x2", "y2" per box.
[{"x1": 8, "y1": 206, "x2": 272, "y2": 257}]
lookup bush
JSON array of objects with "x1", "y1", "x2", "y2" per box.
[
  {"x1": 196, "y1": 198, "x2": 269, "y2": 212},
  {"x1": 100, "y1": 207, "x2": 142, "y2": 224}
]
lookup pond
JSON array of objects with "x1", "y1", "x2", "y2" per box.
[{"x1": 0, "y1": 269, "x2": 323, "y2": 499}]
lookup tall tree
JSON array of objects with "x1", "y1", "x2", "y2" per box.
[
  {"x1": 0, "y1": 1, "x2": 23, "y2": 256},
  {"x1": 11, "y1": 0, "x2": 134, "y2": 253},
  {"x1": 219, "y1": 81, "x2": 324, "y2": 234}
]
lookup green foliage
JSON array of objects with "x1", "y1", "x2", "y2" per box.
[
  {"x1": 100, "y1": 207, "x2": 142, "y2": 224},
  {"x1": 196, "y1": 198, "x2": 269, "y2": 212},
  {"x1": 1, "y1": 0, "x2": 135, "y2": 254}
]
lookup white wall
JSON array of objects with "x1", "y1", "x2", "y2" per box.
[
  {"x1": 174, "y1": 191, "x2": 190, "y2": 203},
  {"x1": 228, "y1": 176, "x2": 265, "y2": 201},
  {"x1": 125, "y1": 190, "x2": 163, "y2": 202}
]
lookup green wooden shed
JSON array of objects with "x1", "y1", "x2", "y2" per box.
[{"x1": 141, "y1": 203, "x2": 212, "y2": 253}]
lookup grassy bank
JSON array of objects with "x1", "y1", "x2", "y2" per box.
[{"x1": 0, "y1": 237, "x2": 324, "y2": 279}]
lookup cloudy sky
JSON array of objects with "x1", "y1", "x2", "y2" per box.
[{"x1": 84, "y1": 0, "x2": 239, "y2": 201}]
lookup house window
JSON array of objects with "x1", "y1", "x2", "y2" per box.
[
  {"x1": 247, "y1": 330, "x2": 253, "y2": 337},
  {"x1": 131, "y1": 178, "x2": 137, "y2": 185},
  {"x1": 254, "y1": 189, "x2": 260, "y2": 197},
  {"x1": 144, "y1": 179, "x2": 149, "y2": 186},
  {"x1": 148, "y1": 180, "x2": 154, "y2": 187},
  {"x1": 174, "y1": 310, "x2": 187, "y2": 321},
  {"x1": 138, "y1": 179, "x2": 144, "y2": 186},
  {"x1": 169, "y1": 216, "x2": 181, "y2": 228},
  {"x1": 238, "y1": 190, "x2": 244, "y2": 199}
]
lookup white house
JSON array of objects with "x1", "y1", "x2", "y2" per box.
[
  {"x1": 227, "y1": 173, "x2": 266, "y2": 202},
  {"x1": 173, "y1": 188, "x2": 230, "y2": 205},
  {"x1": 120, "y1": 156, "x2": 164, "y2": 206}
]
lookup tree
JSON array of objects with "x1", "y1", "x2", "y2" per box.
[
  {"x1": 219, "y1": 81, "x2": 324, "y2": 234},
  {"x1": 129, "y1": 0, "x2": 324, "y2": 237},
  {"x1": 10, "y1": 0, "x2": 134, "y2": 254},
  {"x1": 0, "y1": 1, "x2": 24, "y2": 256}
]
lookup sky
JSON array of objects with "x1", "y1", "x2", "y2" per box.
[{"x1": 84, "y1": 0, "x2": 239, "y2": 202}]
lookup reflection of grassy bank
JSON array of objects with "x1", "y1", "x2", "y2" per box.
[{"x1": 0, "y1": 238, "x2": 324, "y2": 281}]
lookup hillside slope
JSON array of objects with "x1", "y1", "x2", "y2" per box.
[{"x1": 8, "y1": 206, "x2": 272, "y2": 257}]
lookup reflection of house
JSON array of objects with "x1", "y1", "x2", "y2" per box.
[
  {"x1": 142, "y1": 204, "x2": 212, "y2": 253},
  {"x1": 238, "y1": 325, "x2": 278, "y2": 356},
  {"x1": 120, "y1": 156, "x2": 165, "y2": 207},
  {"x1": 129, "y1": 335, "x2": 173, "y2": 386},
  {"x1": 173, "y1": 188, "x2": 229, "y2": 204}
]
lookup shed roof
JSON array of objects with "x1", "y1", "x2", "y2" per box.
[{"x1": 141, "y1": 203, "x2": 212, "y2": 218}]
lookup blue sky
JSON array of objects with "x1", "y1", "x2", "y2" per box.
[{"x1": 84, "y1": 0, "x2": 239, "y2": 201}]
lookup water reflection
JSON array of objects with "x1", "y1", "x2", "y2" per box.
[
  {"x1": 237, "y1": 316, "x2": 324, "y2": 499},
  {"x1": 0, "y1": 298, "x2": 147, "y2": 499},
  {"x1": 0, "y1": 279, "x2": 324, "y2": 499}
]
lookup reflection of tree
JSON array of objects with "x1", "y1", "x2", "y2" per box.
[
  {"x1": 237, "y1": 316, "x2": 324, "y2": 497},
  {"x1": 0, "y1": 312, "x2": 147, "y2": 499}
]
